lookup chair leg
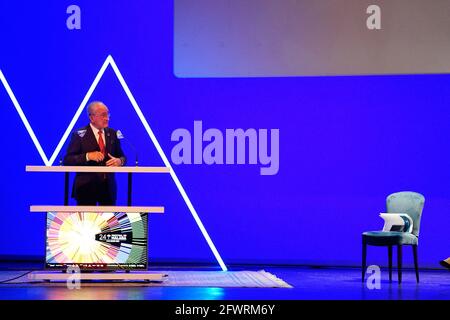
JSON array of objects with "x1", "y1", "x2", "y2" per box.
[
  {"x1": 397, "y1": 245, "x2": 403, "y2": 284},
  {"x1": 388, "y1": 245, "x2": 393, "y2": 282},
  {"x1": 362, "y1": 240, "x2": 367, "y2": 282},
  {"x1": 413, "y1": 245, "x2": 419, "y2": 283}
]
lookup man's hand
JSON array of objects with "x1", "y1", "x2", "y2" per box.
[
  {"x1": 87, "y1": 151, "x2": 105, "y2": 162},
  {"x1": 106, "y1": 153, "x2": 122, "y2": 167}
]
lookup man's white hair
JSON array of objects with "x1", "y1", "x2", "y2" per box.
[{"x1": 87, "y1": 101, "x2": 107, "y2": 116}]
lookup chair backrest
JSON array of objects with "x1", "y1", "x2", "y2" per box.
[{"x1": 386, "y1": 191, "x2": 425, "y2": 237}]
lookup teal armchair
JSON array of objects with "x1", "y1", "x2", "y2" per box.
[{"x1": 362, "y1": 191, "x2": 425, "y2": 283}]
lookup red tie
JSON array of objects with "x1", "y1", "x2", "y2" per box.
[{"x1": 98, "y1": 130, "x2": 106, "y2": 156}]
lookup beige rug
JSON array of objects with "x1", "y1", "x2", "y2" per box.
[{"x1": 0, "y1": 270, "x2": 292, "y2": 288}]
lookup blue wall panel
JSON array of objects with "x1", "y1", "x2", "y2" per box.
[{"x1": 0, "y1": 1, "x2": 448, "y2": 267}]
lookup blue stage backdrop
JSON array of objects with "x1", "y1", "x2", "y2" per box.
[{"x1": 0, "y1": 1, "x2": 449, "y2": 268}]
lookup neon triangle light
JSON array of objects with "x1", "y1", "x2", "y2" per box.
[{"x1": 0, "y1": 55, "x2": 228, "y2": 271}]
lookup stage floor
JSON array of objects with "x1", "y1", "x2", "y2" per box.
[{"x1": 0, "y1": 263, "x2": 449, "y2": 300}]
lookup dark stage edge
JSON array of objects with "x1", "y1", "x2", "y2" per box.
[{"x1": 0, "y1": 263, "x2": 449, "y2": 300}]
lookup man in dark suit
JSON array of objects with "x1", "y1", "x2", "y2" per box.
[{"x1": 64, "y1": 101, "x2": 126, "y2": 205}]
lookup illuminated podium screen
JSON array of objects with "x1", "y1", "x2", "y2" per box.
[{"x1": 46, "y1": 212, "x2": 148, "y2": 271}]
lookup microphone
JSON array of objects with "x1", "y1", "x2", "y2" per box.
[{"x1": 116, "y1": 130, "x2": 138, "y2": 166}]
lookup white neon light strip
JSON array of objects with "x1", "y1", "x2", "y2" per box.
[
  {"x1": 0, "y1": 70, "x2": 50, "y2": 166},
  {"x1": 0, "y1": 56, "x2": 228, "y2": 271},
  {"x1": 108, "y1": 56, "x2": 228, "y2": 272},
  {"x1": 48, "y1": 57, "x2": 112, "y2": 166}
]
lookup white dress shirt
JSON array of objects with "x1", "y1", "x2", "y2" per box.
[
  {"x1": 86, "y1": 123, "x2": 106, "y2": 161},
  {"x1": 90, "y1": 122, "x2": 105, "y2": 144}
]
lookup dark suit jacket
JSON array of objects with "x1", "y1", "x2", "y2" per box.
[{"x1": 63, "y1": 124, "x2": 126, "y2": 202}]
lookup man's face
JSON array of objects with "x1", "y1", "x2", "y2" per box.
[{"x1": 89, "y1": 104, "x2": 109, "y2": 129}]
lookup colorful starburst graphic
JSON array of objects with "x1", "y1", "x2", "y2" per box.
[{"x1": 46, "y1": 211, "x2": 147, "y2": 270}]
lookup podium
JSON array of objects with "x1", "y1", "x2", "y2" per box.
[{"x1": 26, "y1": 165, "x2": 170, "y2": 282}]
